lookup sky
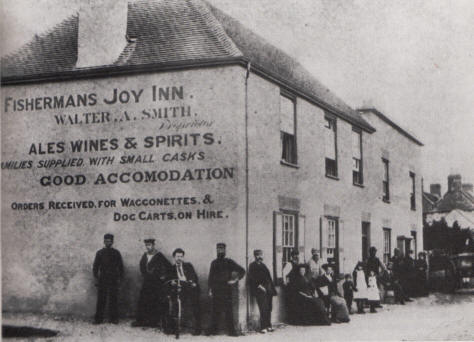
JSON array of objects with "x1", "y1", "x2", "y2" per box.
[{"x1": 1, "y1": 0, "x2": 473, "y2": 192}]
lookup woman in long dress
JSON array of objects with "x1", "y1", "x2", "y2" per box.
[
  {"x1": 292, "y1": 264, "x2": 331, "y2": 325},
  {"x1": 352, "y1": 262, "x2": 368, "y2": 314},
  {"x1": 316, "y1": 264, "x2": 350, "y2": 323}
]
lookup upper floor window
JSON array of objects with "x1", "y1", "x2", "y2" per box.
[
  {"x1": 352, "y1": 128, "x2": 363, "y2": 185},
  {"x1": 382, "y1": 158, "x2": 390, "y2": 202},
  {"x1": 280, "y1": 94, "x2": 297, "y2": 165},
  {"x1": 410, "y1": 172, "x2": 416, "y2": 210},
  {"x1": 324, "y1": 115, "x2": 337, "y2": 177}
]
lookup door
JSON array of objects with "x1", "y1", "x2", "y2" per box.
[
  {"x1": 397, "y1": 236, "x2": 404, "y2": 256},
  {"x1": 362, "y1": 222, "x2": 371, "y2": 261}
]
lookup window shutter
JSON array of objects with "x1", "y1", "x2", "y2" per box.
[
  {"x1": 280, "y1": 96, "x2": 295, "y2": 135},
  {"x1": 298, "y1": 214, "x2": 306, "y2": 262},
  {"x1": 274, "y1": 211, "x2": 283, "y2": 283},
  {"x1": 339, "y1": 219, "x2": 345, "y2": 274},
  {"x1": 352, "y1": 130, "x2": 361, "y2": 159},
  {"x1": 320, "y1": 216, "x2": 328, "y2": 263}
]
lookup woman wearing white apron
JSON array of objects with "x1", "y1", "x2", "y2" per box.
[{"x1": 352, "y1": 262, "x2": 368, "y2": 314}]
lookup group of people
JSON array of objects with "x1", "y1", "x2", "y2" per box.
[
  {"x1": 283, "y1": 250, "x2": 350, "y2": 326},
  {"x1": 92, "y1": 234, "x2": 429, "y2": 336},
  {"x1": 282, "y1": 246, "x2": 430, "y2": 327},
  {"x1": 92, "y1": 234, "x2": 270, "y2": 336}
]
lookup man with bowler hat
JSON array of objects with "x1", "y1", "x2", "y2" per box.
[
  {"x1": 133, "y1": 238, "x2": 172, "y2": 327},
  {"x1": 207, "y1": 243, "x2": 245, "y2": 336},
  {"x1": 93, "y1": 233, "x2": 124, "y2": 324},
  {"x1": 248, "y1": 249, "x2": 276, "y2": 333}
]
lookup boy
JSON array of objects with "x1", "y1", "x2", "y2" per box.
[{"x1": 342, "y1": 274, "x2": 356, "y2": 314}]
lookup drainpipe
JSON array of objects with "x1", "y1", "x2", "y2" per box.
[{"x1": 244, "y1": 61, "x2": 251, "y2": 328}]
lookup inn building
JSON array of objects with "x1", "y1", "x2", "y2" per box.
[{"x1": 1, "y1": 0, "x2": 423, "y2": 331}]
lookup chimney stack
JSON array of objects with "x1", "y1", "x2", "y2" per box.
[
  {"x1": 430, "y1": 184, "x2": 441, "y2": 198},
  {"x1": 447, "y1": 174, "x2": 462, "y2": 192},
  {"x1": 76, "y1": 0, "x2": 129, "y2": 68},
  {"x1": 462, "y1": 183, "x2": 473, "y2": 195}
]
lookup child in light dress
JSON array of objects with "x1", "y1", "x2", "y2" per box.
[{"x1": 367, "y1": 270, "x2": 380, "y2": 313}]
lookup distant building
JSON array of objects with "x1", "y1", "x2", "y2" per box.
[{"x1": 424, "y1": 175, "x2": 474, "y2": 229}]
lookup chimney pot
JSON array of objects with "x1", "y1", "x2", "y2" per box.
[
  {"x1": 447, "y1": 174, "x2": 462, "y2": 192},
  {"x1": 430, "y1": 184, "x2": 441, "y2": 198},
  {"x1": 76, "y1": 0, "x2": 129, "y2": 68}
]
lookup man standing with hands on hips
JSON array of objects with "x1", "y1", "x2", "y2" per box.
[
  {"x1": 207, "y1": 243, "x2": 245, "y2": 336},
  {"x1": 248, "y1": 249, "x2": 276, "y2": 333}
]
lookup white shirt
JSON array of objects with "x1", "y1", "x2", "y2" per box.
[
  {"x1": 146, "y1": 253, "x2": 154, "y2": 263},
  {"x1": 176, "y1": 263, "x2": 187, "y2": 281},
  {"x1": 282, "y1": 262, "x2": 294, "y2": 285}
]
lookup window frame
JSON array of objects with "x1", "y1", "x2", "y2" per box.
[
  {"x1": 279, "y1": 91, "x2": 298, "y2": 166},
  {"x1": 383, "y1": 227, "x2": 391, "y2": 265},
  {"x1": 382, "y1": 158, "x2": 390, "y2": 202},
  {"x1": 352, "y1": 127, "x2": 363, "y2": 186},
  {"x1": 410, "y1": 171, "x2": 416, "y2": 210},
  {"x1": 324, "y1": 114, "x2": 338, "y2": 179}
]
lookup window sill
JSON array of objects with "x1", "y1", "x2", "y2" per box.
[
  {"x1": 410, "y1": 208, "x2": 416, "y2": 211},
  {"x1": 280, "y1": 160, "x2": 299, "y2": 169},
  {"x1": 325, "y1": 174, "x2": 339, "y2": 181},
  {"x1": 353, "y1": 182, "x2": 364, "y2": 188},
  {"x1": 382, "y1": 198, "x2": 391, "y2": 204}
]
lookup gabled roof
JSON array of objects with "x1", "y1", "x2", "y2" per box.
[
  {"x1": 424, "y1": 192, "x2": 440, "y2": 205},
  {"x1": 358, "y1": 108, "x2": 423, "y2": 145},
  {"x1": 434, "y1": 189, "x2": 474, "y2": 213},
  {"x1": 1, "y1": 0, "x2": 374, "y2": 133}
]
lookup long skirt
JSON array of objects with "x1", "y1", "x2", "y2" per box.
[
  {"x1": 299, "y1": 297, "x2": 331, "y2": 326},
  {"x1": 330, "y1": 296, "x2": 350, "y2": 322}
]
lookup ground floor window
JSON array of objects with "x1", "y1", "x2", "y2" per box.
[
  {"x1": 383, "y1": 228, "x2": 391, "y2": 265},
  {"x1": 411, "y1": 231, "x2": 417, "y2": 257},
  {"x1": 274, "y1": 210, "x2": 305, "y2": 284},
  {"x1": 282, "y1": 213, "x2": 296, "y2": 264}
]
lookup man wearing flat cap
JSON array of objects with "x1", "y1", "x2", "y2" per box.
[
  {"x1": 133, "y1": 238, "x2": 172, "y2": 327},
  {"x1": 207, "y1": 243, "x2": 245, "y2": 336},
  {"x1": 248, "y1": 249, "x2": 276, "y2": 333},
  {"x1": 93, "y1": 233, "x2": 124, "y2": 324}
]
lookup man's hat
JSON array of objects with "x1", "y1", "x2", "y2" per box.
[
  {"x1": 104, "y1": 233, "x2": 114, "y2": 240},
  {"x1": 216, "y1": 242, "x2": 226, "y2": 248},
  {"x1": 144, "y1": 238, "x2": 155, "y2": 244},
  {"x1": 311, "y1": 248, "x2": 318, "y2": 254},
  {"x1": 253, "y1": 249, "x2": 263, "y2": 256}
]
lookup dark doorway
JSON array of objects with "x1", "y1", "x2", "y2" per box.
[{"x1": 362, "y1": 222, "x2": 371, "y2": 261}]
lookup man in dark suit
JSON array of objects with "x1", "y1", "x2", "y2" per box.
[
  {"x1": 207, "y1": 243, "x2": 245, "y2": 336},
  {"x1": 248, "y1": 249, "x2": 276, "y2": 333},
  {"x1": 93, "y1": 233, "x2": 124, "y2": 324},
  {"x1": 167, "y1": 248, "x2": 201, "y2": 335},
  {"x1": 132, "y1": 238, "x2": 172, "y2": 327}
]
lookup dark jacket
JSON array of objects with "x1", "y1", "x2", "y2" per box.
[
  {"x1": 315, "y1": 273, "x2": 340, "y2": 297},
  {"x1": 208, "y1": 257, "x2": 245, "y2": 296},
  {"x1": 248, "y1": 261, "x2": 276, "y2": 297},
  {"x1": 169, "y1": 262, "x2": 200, "y2": 289},
  {"x1": 343, "y1": 280, "x2": 355, "y2": 298},
  {"x1": 139, "y1": 251, "x2": 171, "y2": 285},
  {"x1": 93, "y1": 247, "x2": 124, "y2": 286},
  {"x1": 366, "y1": 256, "x2": 384, "y2": 277}
]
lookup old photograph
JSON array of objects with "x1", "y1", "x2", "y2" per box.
[{"x1": 1, "y1": 0, "x2": 473, "y2": 340}]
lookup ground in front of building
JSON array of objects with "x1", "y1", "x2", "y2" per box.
[{"x1": 2, "y1": 290, "x2": 473, "y2": 341}]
